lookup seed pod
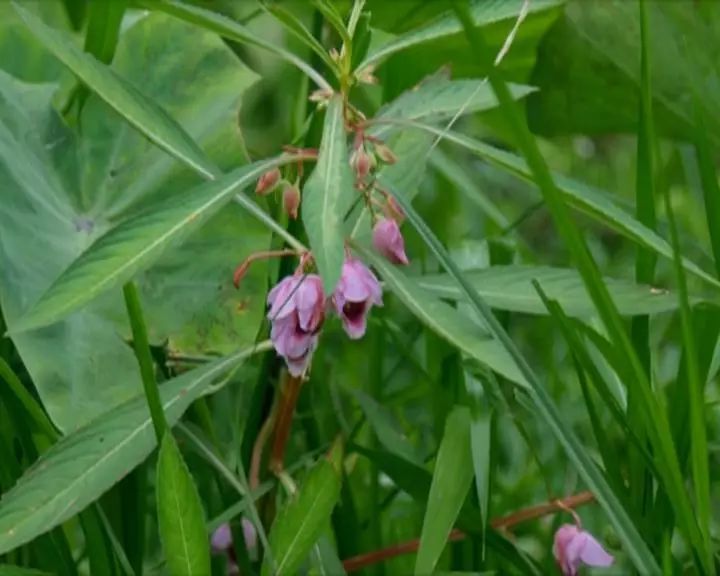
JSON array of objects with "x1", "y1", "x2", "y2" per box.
[
  {"x1": 255, "y1": 168, "x2": 281, "y2": 196},
  {"x1": 282, "y1": 181, "x2": 301, "y2": 220},
  {"x1": 374, "y1": 142, "x2": 397, "y2": 165}
]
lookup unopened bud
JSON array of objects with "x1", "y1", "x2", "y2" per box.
[
  {"x1": 356, "y1": 65, "x2": 378, "y2": 85},
  {"x1": 384, "y1": 195, "x2": 405, "y2": 223},
  {"x1": 329, "y1": 47, "x2": 341, "y2": 63},
  {"x1": 309, "y1": 88, "x2": 334, "y2": 103},
  {"x1": 374, "y1": 142, "x2": 397, "y2": 165},
  {"x1": 352, "y1": 147, "x2": 372, "y2": 180},
  {"x1": 282, "y1": 182, "x2": 300, "y2": 220},
  {"x1": 255, "y1": 168, "x2": 281, "y2": 196}
]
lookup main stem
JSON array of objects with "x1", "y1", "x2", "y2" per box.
[{"x1": 123, "y1": 281, "x2": 167, "y2": 443}]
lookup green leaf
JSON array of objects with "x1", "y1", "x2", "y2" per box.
[
  {"x1": 11, "y1": 156, "x2": 290, "y2": 334},
  {"x1": 345, "y1": 387, "x2": 422, "y2": 465},
  {"x1": 83, "y1": 0, "x2": 124, "y2": 64},
  {"x1": 265, "y1": 3, "x2": 338, "y2": 74},
  {"x1": 302, "y1": 96, "x2": 356, "y2": 293},
  {"x1": 371, "y1": 78, "x2": 534, "y2": 138},
  {"x1": 310, "y1": 0, "x2": 351, "y2": 45},
  {"x1": 418, "y1": 265, "x2": 693, "y2": 317},
  {"x1": 527, "y1": 1, "x2": 720, "y2": 143},
  {"x1": 357, "y1": 246, "x2": 527, "y2": 387},
  {"x1": 13, "y1": 2, "x2": 217, "y2": 180},
  {"x1": 416, "y1": 406, "x2": 474, "y2": 575},
  {"x1": 141, "y1": 0, "x2": 332, "y2": 91},
  {"x1": 384, "y1": 119, "x2": 720, "y2": 290},
  {"x1": 0, "y1": 567, "x2": 51, "y2": 576},
  {"x1": 359, "y1": 0, "x2": 563, "y2": 69},
  {"x1": 262, "y1": 454, "x2": 343, "y2": 576},
  {"x1": 157, "y1": 432, "x2": 211, "y2": 576},
  {"x1": 468, "y1": 390, "x2": 492, "y2": 553},
  {"x1": 0, "y1": 341, "x2": 270, "y2": 555},
  {"x1": 383, "y1": 178, "x2": 659, "y2": 573}
]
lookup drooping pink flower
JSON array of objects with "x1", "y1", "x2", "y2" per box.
[
  {"x1": 553, "y1": 524, "x2": 614, "y2": 576},
  {"x1": 372, "y1": 218, "x2": 409, "y2": 265},
  {"x1": 268, "y1": 274, "x2": 325, "y2": 376},
  {"x1": 211, "y1": 523, "x2": 233, "y2": 553},
  {"x1": 332, "y1": 258, "x2": 382, "y2": 339}
]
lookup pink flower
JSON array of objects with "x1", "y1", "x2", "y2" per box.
[
  {"x1": 211, "y1": 519, "x2": 258, "y2": 574},
  {"x1": 372, "y1": 218, "x2": 409, "y2": 265},
  {"x1": 268, "y1": 274, "x2": 325, "y2": 376},
  {"x1": 332, "y1": 259, "x2": 382, "y2": 339},
  {"x1": 282, "y1": 181, "x2": 300, "y2": 219},
  {"x1": 553, "y1": 524, "x2": 614, "y2": 576}
]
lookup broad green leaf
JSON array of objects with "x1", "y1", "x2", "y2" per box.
[
  {"x1": 0, "y1": 341, "x2": 270, "y2": 555},
  {"x1": 385, "y1": 179, "x2": 660, "y2": 573},
  {"x1": 140, "y1": 0, "x2": 332, "y2": 91},
  {"x1": 418, "y1": 265, "x2": 694, "y2": 317},
  {"x1": 262, "y1": 452, "x2": 343, "y2": 576},
  {"x1": 0, "y1": 13, "x2": 264, "y2": 429},
  {"x1": 528, "y1": 1, "x2": 720, "y2": 143},
  {"x1": 157, "y1": 432, "x2": 211, "y2": 576},
  {"x1": 302, "y1": 96, "x2": 356, "y2": 293},
  {"x1": 11, "y1": 155, "x2": 290, "y2": 334},
  {"x1": 416, "y1": 407, "x2": 474, "y2": 575},
  {"x1": 359, "y1": 0, "x2": 562, "y2": 70},
  {"x1": 13, "y1": 2, "x2": 217, "y2": 180},
  {"x1": 381, "y1": 120, "x2": 720, "y2": 290},
  {"x1": 357, "y1": 246, "x2": 527, "y2": 387}
]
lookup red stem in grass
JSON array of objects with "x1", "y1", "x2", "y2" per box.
[
  {"x1": 342, "y1": 490, "x2": 595, "y2": 573},
  {"x1": 269, "y1": 374, "x2": 304, "y2": 474}
]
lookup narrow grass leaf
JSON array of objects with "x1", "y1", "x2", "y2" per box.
[
  {"x1": 454, "y1": 6, "x2": 706, "y2": 569},
  {"x1": 140, "y1": 0, "x2": 332, "y2": 91},
  {"x1": 302, "y1": 96, "x2": 356, "y2": 293},
  {"x1": 415, "y1": 406, "x2": 474, "y2": 575},
  {"x1": 382, "y1": 176, "x2": 659, "y2": 573},
  {"x1": 262, "y1": 452, "x2": 343, "y2": 576},
  {"x1": 11, "y1": 157, "x2": 292, "y2": 333},
  {"x1": 13, "y1": 2, "x2": 216, "y2": 181},
  {"x1": 0, "y1": 342, "x2": 270, "y2": 555},
  {"x1": 376, "y1": 119, "x2": 720, "y2": 290},
  {"x1": 157, "y1": 432, "x2": 211, "y2": 576}
]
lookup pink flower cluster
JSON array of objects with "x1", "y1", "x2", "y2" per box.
[
  {"x1": 267, "y1": 258, "x2": 383, "y2": 376},
  {"x1": 211, "y1": 519, "x2": 257, "y2": 574}
]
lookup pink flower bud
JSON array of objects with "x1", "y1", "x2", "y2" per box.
[
  {"x1": 372, "y1": 218, "x2": 409, "y2": 265},
  {"x1": 282, "y1": 182, "x2": 301, "y2": 220},
  {"x1": 351, "y1": 147, "x2": 372, "y2": 180},
  {"x1": 553, "y1": 524, "x2": 614, "y2": 576},
  {"x1": 374, "y1": 142, "x2": 397, "y2": 165},
  {"x1": 255, "y1": 168, "x2": 281, "y2": 196}
]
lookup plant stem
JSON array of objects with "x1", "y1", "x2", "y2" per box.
[
  {"x1": 269, "y1": 373, "x2": 304, "y2": 473},
  {"x1": 123, "y1": 281, "x2": 167, "y2": 444},
  {"x1": 342, "y1": 491, "x2": 595, "y2": 573}
]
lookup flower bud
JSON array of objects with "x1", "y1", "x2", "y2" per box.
[
  {"x1": 372, "y1": 218, "x2": 409, "y2": 265},
  {"x1": 309, "y1": 88, "x2": 333, "y2": 103},
  {"x1": 351, "y1": 147, "x2": 372, "y2": 180},
  {"x1": 374, "y1": 142, "x2": 397, "y2": 165},
  {"x1": 282, "y1": 181, "x2": 300, "y2": 220},
  {"x1": 255, "y1": 168, "x2": 281, "y2": 196},
  {"x1": 356, "y1": 65, "x2": 378, "y2": 85}
]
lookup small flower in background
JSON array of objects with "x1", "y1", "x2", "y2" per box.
[
  {"x1": 267, "y1": 274, "x2": 325, "y2": 376},
  {"x1": 553, "y1": 524, "x2": 614, "y2": 576},
  {"x1": 332, "y1": 258, "x2": 383, "y2": 339},
  {"x1": 255, "y1": 168, "x2": 281, "y2": 196},
  {"x1": 282, "y1": 181, "x2": 301, "y2": 220},
  {"x1": 372, "y1": 218, "x2": 409, "y2": 265},
  {"x1": 211, "y1": 519, "x2": 258, "y2": 575}
]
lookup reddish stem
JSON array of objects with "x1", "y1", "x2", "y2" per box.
[
  {"x1": 342, "y1": 491, "x2": 595, "y2": 573},
  {"x1": 269, "y1": 374, "x2": 304, "y2": 474}
]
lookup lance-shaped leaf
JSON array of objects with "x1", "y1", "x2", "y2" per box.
[
  {"x1": 157, "y1": 432, "x2": 211, "y2": 576},
  {"x1": 0, "y1": 342, "x2": 270, "y2": 555},
  {"x1": 11, "y1": 156, "x2": 292, "y2": 333},
  {"x1": 13, "y1": 2, "x2": 217, "y2": 180},
  {"x1": 302, "y1": 96, "x2": 356, "y2": 293}
]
